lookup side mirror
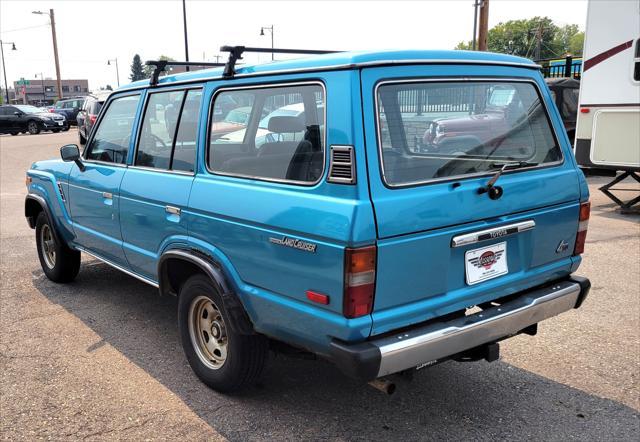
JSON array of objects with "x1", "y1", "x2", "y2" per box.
[{"x1": 60, "y1": 144, "x2": 85, "y2": 171}]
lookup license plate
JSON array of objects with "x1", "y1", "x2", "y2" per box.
[
  {"x1": 57, "y1": 121, "x2": 63, "y2": 125},
  {"x1": 465, "y1": 242, "x2": 508, "y2": 285}
]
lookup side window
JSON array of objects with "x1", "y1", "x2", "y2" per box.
[
  {"x1": 136, "y1": 88, "x2": 202, "y2": 172},
  {"x1": 209, "y1": 83, "x2": 325, "y2": 184},
  {"x1": 85, "y1": 94, "x2": 141, "y2": 164},
  {"x1": 634, "y1": 39, "x2": 640, "y2": 82},
  {"x1": 561, "y1": 88, "x2": 579, "y2": 118},
  {"x1": 136, "y1": 90, "x2": 184, "y2": 169},
  {"x1": 172, "y1": 89, "x2": 202, "y2": 172}
]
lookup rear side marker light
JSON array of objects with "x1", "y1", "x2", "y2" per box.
[
  {"x1": 343, "y1": 246, "x2": 377, "y2": 318},
  {"x1": 306, "y1": 290, "x2": 329, "y2": 305},
  {"x1": 580, "y1": 108, "x2": 590, "y2": 114},
  {"x1": 574, "y1": 201, "x2": 590, "y2": 255},
  {"x1": 89, "y1": 114, "x2": 98, "y2": 124}
]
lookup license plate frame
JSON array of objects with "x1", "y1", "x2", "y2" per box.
[{"x1": 465, "y1": 241, "x2": 508, "y2": 285}]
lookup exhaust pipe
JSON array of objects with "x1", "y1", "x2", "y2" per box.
[{"x1": 368, "y1": 378, "x2": 396, "y2": 395}]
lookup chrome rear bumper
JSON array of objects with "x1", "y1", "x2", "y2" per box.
[{"x1": 329, "y1": 276, "x2": 590, "y2": 381}]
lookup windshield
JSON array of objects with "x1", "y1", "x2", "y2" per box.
[
  {"x1": 14, "y1": 105, "x2": 42, "y2": 114},
  {"x1": 376, "y1": 80, "x2": 562, "y2": 186}
]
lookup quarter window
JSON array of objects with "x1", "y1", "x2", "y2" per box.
[
  {"x1": 135, "y1": 88, "x2": 202, "y2": 172},
  {"x1": 85, "y1": 94, "x2": 141, "y2": 164},
  {"x1": 209, "y1": 83, "x2": 325, "y2": 184}
]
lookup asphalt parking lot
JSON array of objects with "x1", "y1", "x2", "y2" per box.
[{"x1": 1, "y1": 130, "x2": 639, "y2": 440}]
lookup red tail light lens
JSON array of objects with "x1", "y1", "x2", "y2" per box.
[
  {"x1": 574, "y1": 201, "x2": 590, "y2": 255},
  {"x1": 89, "y1": 114, "x2": 97, "y2": 124},
  {"x1": 343, "y1": 246, "x2": 376, "y2": 318}
]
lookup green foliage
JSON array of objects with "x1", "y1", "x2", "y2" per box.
[
  {"x1": 129, "y1": 54, "x2": 148, "y2": 81},
  {"x1": 455, "y1": 16, "x2": 584, "y2": 59},
  {"x1": 143, "y1": 55, "x2": 177, "y2": 78}
]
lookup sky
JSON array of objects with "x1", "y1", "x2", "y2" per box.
[{"x1": 0, "y1": 0, "x2": 589, "y2": 92}]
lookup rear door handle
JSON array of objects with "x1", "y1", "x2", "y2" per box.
[{"x1": 165, "y1": 205, "x2": 181, "y2": 216}]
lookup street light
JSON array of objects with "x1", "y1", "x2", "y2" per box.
[
  {"x1": 107, "y1": 58, "x2": 120, "y2": 87},
  {"x1": 32, "y1": 9, "x2": 63, "y2": 100},
  {"x1": 35, "y1": 73, "x2": 46, "y2": 105},
  {"x1": 260, "y1": 25, "x2": 274, "y2": 61},
  {"x1": 0, "y1": 40, "x2": 17, "y2": 103}
]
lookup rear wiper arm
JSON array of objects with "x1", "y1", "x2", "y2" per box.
[{"x1": 477, "y1": 161, "x2": 538, "y2": 199}]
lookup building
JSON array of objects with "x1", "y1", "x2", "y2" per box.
[{"x1": 13, "y1": 79, "x2": 89, "y2": 105}]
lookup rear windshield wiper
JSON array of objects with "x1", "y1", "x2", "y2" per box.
[{"x1": 478, "y1": 161, "x2": 539, "y2": 199}]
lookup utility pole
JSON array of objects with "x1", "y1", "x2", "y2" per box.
[
  {"x1": 477, "y1": 0, "x2": 490, "y2": 51},
  {"x1": 182, "y1": 0, "x2": 190, "y2": 71},
  {"x1": 36, "y1": 73, "x2": 46, "y2": 105},
  {"x1": 0, "y1": 41, "x2": 17, "y2": 103},
  {"x1": 33, "y1": 10, "x2": 62, "y2": 101},
  {"x1": 107, "y1": 58, "x2": 120, "y2": 86},
  {"x1": 534, "y1": 21, "x2": 543, "y2": 60},
  {"x1": 472, "y1": 0, "x2": 481, "y2": 50}
]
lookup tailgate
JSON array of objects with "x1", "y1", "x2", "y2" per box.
[{"x1": 360, "y1": 65, "x2": 583, "y2": 335}]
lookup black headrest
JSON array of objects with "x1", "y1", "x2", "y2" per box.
[{"x1": 268, "y1": 115, "x2": 306, "y2": 133}]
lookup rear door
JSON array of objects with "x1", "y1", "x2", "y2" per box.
[{"x1": 361, "y1": 64, "x2": 584, "y2": 335}]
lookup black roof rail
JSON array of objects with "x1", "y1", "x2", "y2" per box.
[
  {"x1": 145, "y1": 60, "x2": 226, "y2": 86},
  {"x1": 220, "y1": 46, "x2": 340, "y2": 78}
]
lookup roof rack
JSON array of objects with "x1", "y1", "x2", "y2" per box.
[
  {"x1": 220, "y1": 46, "x2": 339, "y2": 78},
  {"x1": 145, "y1": 60, "x2": 226, "y2": 86}
]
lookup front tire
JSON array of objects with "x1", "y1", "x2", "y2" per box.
[
  {"x1": 35, "y1": 212, "x2": 80, "y2": 283},
  {"x1": 27, "y1": 120, "x2": 41, "y2": 135},
  {"x1": 178, "y1": 274, "x2": 268, "y2": 392}
]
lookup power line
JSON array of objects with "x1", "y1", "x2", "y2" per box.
[{"x1": 0, "y1": 24, "x2": 49, "y2": 34}]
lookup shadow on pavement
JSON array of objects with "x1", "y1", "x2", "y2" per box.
[{"x1": 33, "y1": 262, "x2": 640, "y2": 441}]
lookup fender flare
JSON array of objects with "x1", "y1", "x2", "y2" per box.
[
  {"x1": 158, "y1": 249, "x2": 255, "y2": 334},
  {"x1": 25, "y1": 193, "x2": 63, "y2": 245}
]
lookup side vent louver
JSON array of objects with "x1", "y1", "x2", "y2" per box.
[{"x1": 328, "y1": 145, "x2": 356, "y2": 184}]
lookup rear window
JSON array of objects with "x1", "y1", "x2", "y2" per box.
[{"x1": 376, "y1": 80, "x2": 562, "y2": 186}]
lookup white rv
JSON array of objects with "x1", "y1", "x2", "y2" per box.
[{"x1": 574, "y1": 0, "x2": 640, "y2": 172}]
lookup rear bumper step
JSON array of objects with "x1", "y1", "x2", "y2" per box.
[{"x1": 329, "y1": 276, "x2": 590, "y2": 381}]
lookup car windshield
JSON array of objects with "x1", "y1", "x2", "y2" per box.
[
  {"x1": 376, "y1": 80, "x2": 562, "y2": 186},
  {"x1": 14, "y1": 105, "x2": 42, "y2": 114}
]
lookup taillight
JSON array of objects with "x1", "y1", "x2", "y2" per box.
[
  {"x1": 343, "y1": 246, "x2": 376, "y2": 318},
  {"x1": 574, "y1": 201, "x2": 590, "y2": 255},
  {"x1": 89, "y1": 114, "x2": 97, "y2": 124}
]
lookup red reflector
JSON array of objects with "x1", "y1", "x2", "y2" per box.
[
  {"x1": 574, "y1": 230, "x2": 587, "y2": 255},
  {"x1": 580, "y1": 108, "x2": 590, "y2": 113},
  {"x1": 89, "y1": 114, "x2": 97, "y2": 124},
  {"x1": 306, "y1": 290, "x2": 329, "y2": 305},
  {"x1": 343, "y1": 246, "x2": 377, "y2": 318}
]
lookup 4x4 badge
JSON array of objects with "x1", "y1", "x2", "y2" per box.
[
  {"x1": 556, "y1": 240, "x2": 569, "y2": 253},
  {"x1": 269, "y1": 236, "x2": 317, "y2": 253}
]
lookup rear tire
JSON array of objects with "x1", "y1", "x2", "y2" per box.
[
  {"x1": 10, "y1": 132, "x2": 19, "y2": 136},
  {"x1": 178, "y1": 274, "x2": 268, "y2": 392},
  {"x1": 35, "y1": 212, "x2": 80, "y2": 283},
  {"x1": 27, "y1": 120, "x2": 41, "y2": 135}
]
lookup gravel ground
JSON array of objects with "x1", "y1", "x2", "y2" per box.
[{"x1": 1, "y1": 130, "x2": 638, "y2": 441}]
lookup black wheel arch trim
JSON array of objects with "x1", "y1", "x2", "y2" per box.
[
  {"x1": 158, "y1": 248, "x2": 255, "y2": 334},
  {"x1": 25, "y1": 194, "x2": 62, "y2": 245}
]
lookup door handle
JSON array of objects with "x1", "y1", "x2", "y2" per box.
[
  {"x1": 102, "y1": 192, "x2": 113, "y2": 199},
  {"x1": 165, "y1": 205, "x2": 181, "y2": 216}
]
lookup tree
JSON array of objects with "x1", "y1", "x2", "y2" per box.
[
  {"x1": 129, "y1": 54, "x2": 148, "y2": 81},
  {"x1": 455, "y1": 17, "x2": 584, "y2": 59},
  {"x1": 143, "y1": 55, "x2": 176, "y2": 78}
]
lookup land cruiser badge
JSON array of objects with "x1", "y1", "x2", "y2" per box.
[{"x1": 269, "y1": 236, "x2": 317, "y2": 253}]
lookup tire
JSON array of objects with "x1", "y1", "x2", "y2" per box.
[
  {"x1": 52, "y1": 129, "x2": 61, "y2": 133},
  {"x1": 27, "y1": 120, "x2": 41, "y2": 135},
  {"x1": 78, "y1": 131, "x2": 86, "y2": 145},
  {"x1": 178, "y1": 274, "x2": 268, "y2": 392},
  {"x1": 35, "y1": 212, "x2": 80, "y2": 283},
  {"x1": 62, "y1": 125, "x2": 70, "y2": 132},
  {"x1": 10, "y1": 132, "x2": 19, "y2": 136}
]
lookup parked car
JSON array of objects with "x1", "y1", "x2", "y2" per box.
[
  {"x1": 25, "y1": 49, "x2": 591, "y2": 394},
  {"x1": 0, "y1": 104, "x2": 67, "y2": 135},
  {"x1": 52, "y1": 97, "x2": 85, "y2": 126},
  {"x1": 545, "y1": 77, "x2": 580, "y2": 143},
  {"x1": 77, "y1": 92, "x2": 110, "y2": 145}
]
